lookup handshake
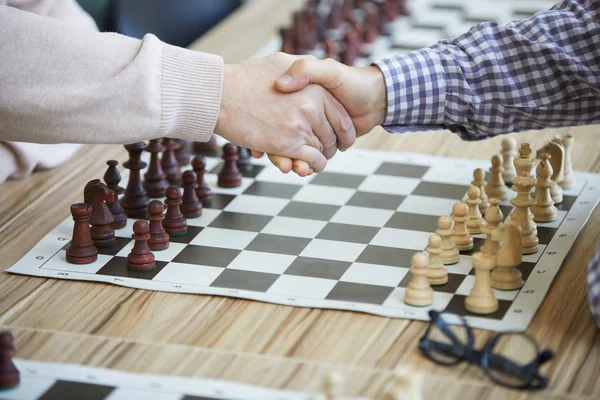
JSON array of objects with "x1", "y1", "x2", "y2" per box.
[{"x1": 214, "y1": 52, "x2": 388, "y2": 176}]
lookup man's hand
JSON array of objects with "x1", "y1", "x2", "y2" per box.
[
  {"x1": 266, "y1": 58, "x2": 388, "y2": 174},
  {"x1": 214, "y1": 53, "x2": 357, "y2": 174}
]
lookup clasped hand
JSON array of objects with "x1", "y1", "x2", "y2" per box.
[{"x1": 214, "y1": 52, "x2": 387, "y2": 176}]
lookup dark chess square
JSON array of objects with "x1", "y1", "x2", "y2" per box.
[
  {"x1": 245, "y1": 234, "x2": 311, "y2": 256},
  {"x1": 278, "y1": 201, "x2": 340, "y2": 221},
  {"x1": 243, "y1": 181, "x2": 302, "y2": 199},
  {"x1": 385, "y1": 212, "x2": 440, "y2": 232},
  {"x1": 96, "y1": 259, "x2": 168, "y2": 280},
  {"x1": 346, "y1": 191, "x2": 406, "y2": 210},
  {"x1": 209, "y1": 211, "x2": 272, "y2": 232},
  {"x1": 38, "y1": 380, "x2": 115, "y2": 400},
  {"x1": 210, "y1": 269, "x2": 279, "y2": 292},
  {"x1": 412, "y1": 182, "x2": 470, "y2": 200},
  {"x1": 172, "y1": 245, "x2": 240, "y2": 267},
  {"x1": 309, "y1": 171, "x2": 366, "y2": 189},
  {"x1": 326, "y1": 281, "x2": 394, "y2": 305},
  {"x1": 284, "y1": 257, "x2": 352, "y2": 280},
  {"x1": 169, "y1": 226, "x2": 204, "y2": 244},
  {"x1": 374, "y1": 162, "x2": 429, "y2": 179},
  {"x1": 316, "y1": 223, "x2": 379, "y2": 244},
  {"x1": 356, "y1": 245, "x2": 415, "y2": 267},
  {"x1": 444, "y1": 295, "x2": 513, "y2": 320}
]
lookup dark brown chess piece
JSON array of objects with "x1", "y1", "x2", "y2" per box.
[
  {"x1": 180, "y1": 170, "x2": 203, "y2": 218},
  {"x1": 84, "y1": 179, "x2": 116, "y2": 248},
  {"x1": 237, "y1": 147, "x2": 252, "y2": 174},
  {"x1": 218, "y1": 143, "x2": 242, "y2": 188},
  {"x1": 103, "y1": 160, "x2": 127, "y2": 229},
  {"x1": 66, "y1": 203, "x2": 98, "y2": 264},
  {"x1": 163, "y1": 186, "x2": 187, "y2": 236},
  {"x1": 192, "y1": 155, "x2": 212, "y2": 206},
  {"x1": 144, "y1": 139, "x2": 169, "y2": 198},
  {"x1": 121, "y1": 142, "x2": 150, "y2": 218},
  {"x1": 0, "y1": 331, "x2": 19, "y2": 390},
  {"x1": 161, "y1": 138, "x2": 182, "y2": 184},
  {"x1": 127, "y1": 220, "x2": 155, "y2": 271},
  {"x1": 147, "y1": 200, "x2": 169, "y2": 251},
  {"x1": 193, "y1": 134, "x2": 219, "y2": 155},
  {"x1": 175, "y1": 139, "x2": 191, "y2": 167}
]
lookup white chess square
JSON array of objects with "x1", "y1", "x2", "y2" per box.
[
  {"x1": 227, "y1": 250, "x2": 296, "y2": 274},
  {"x1": 450, "y1": 255, "x2": 477, "y2": 275},
  {"x1": 455, "y1": 275, "x2": 519, "y2": 301},
  {"x1": 357, "y1": 175, "x2": 420, "y2": 196},
  {"x1": 261, "y1": 216, "x2": 326, "y2": 238},
  {"x1": 267, "y1": 275, "x2": 337, "y2": 299},
  {"x1": 114, "y1": 218, "x2": 136, "y2": 238},
  {"x1": 292, "y1": 184, "x2": 356, "y2": 206},
  {"x1": 255, "y1": 166, "x2": 315, "y2": 185},
  {"x1": 397, "y1": 195, "x2": 457, "y2": 216},
  {"x1": 204, "y1": 174, "x2": 254, "y2": 195},
  {"x1": 186, "y1": 208, "x2": 223, "y2": 227},
  {"x1": 370, "y1": 228, "x2": 431, "y2": 251},
  {"x1": 154, "y1": 262, "x2": 222, "y2": 287},
  {"x1": 562, "y1": 179, "x2": 585, "y2": 196},
  {"x1": 340, "y1": 263, "x2": 409, "y2": 287},
  {"x1": 116, "y1": 241, "x2": 186, "y2": 262},
  {"x1": 422, "y1": 163, "x2": 484, "y2": 185},
  {"x1": 330, "y1": 205, "x2": 395, "y2": 227},
  {"x1": 383, "y1": 287, "x2": 454, "y2": 310},
  {"x1": 190, "y1": 227, "x2": 258, "y2": 250},
  {"x1": 325, "y1": 151, "x2": 383, "y2": 175},
  {"x1": 224, "y1": 194, "x2": 290, "y2": 216},
  {"x1": 535, "y1": 210, "x2": 567, "y2": 229},
  {"x1": 0, "y1": 375, "x2": 55, "y2": 400},
  {"x1": 41, "y1": 251, "x2": 113, "y2": 274},
  {"x1": 522, "y1": 245, "x2": 547, "y2": 263},
  {"x1": 300, "y1": 239, "x2": 367, "y2": 262}
]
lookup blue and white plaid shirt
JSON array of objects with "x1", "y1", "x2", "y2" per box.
[{"x1": 374, "y1": 0, "x2": 600, "y2": 326}]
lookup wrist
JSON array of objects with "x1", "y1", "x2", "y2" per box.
[
  {"x1": 215, "y1": 63, "x2": 236, "y2": 139},
  {"x1": 362, "y1": 65, "x2": 387, "y2": 127}
]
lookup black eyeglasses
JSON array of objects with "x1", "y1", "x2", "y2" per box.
[{"x1": 419, "y1": 310, "x2": 554, "y2": 389}]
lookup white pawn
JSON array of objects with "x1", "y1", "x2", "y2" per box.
[
  {"x1": 451, "y1": 202, "x2": 473, "y2": 252},
  {"x1": 404, "y1": 252, "x2": 433, "y2": 307},
  {"x1": 486, "y1": 154, "x2": 509, "y2": 200},
  {"x1": 465, "y1": 252, "x2": 498, "y2": 314},
  {"x1": 466, "y1": 186, "x2": 486, "y2": 234},
  {"x1": 426, "y1": 234, "x2": 448, "y2": 285},
  {"x1": 436, "y1": 216, "x2": 459, "y2": 265},
  {"x1": 471, "y1": 168, "x2": 489, "y2": 215},
  {"x1": 560, "y1": 133, "x2": 576, "y2": 188},
  {"x1": 501, "y1": 137, "x2": 518, "y2": 184}
]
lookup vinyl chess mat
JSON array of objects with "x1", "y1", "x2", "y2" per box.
[
  {"x1": 7, "y1": 146, "x2": 600, "y2": 332},
  {"x1": 252, "y1": 0, "x2": 558, "y2": 63},
  {"x1": 0, "y1": 359, "x2": 363, "y2": 400}
]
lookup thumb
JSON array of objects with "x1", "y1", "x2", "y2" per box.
[{"x1": 275, "y1": 58, "x2": 343, "y2": 93}]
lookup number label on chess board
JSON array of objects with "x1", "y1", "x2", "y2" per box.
[{"x1": 7, "y1": 147, "x2": 600, "y2": 332}]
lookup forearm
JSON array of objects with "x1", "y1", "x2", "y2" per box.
[
  {"x1": 373, "y1": 0, "x2": 600, "y2": 140},
  {"x1": 0, "y1": 6, "x2": 223, "y2": 145}
]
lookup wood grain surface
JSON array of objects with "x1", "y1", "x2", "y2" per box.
[{"x1": 1, "y1": 0, "x2": 599, "y2": 398}]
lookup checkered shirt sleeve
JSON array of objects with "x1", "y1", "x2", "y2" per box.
[
  {"x1": 372, "y1": 0, "x2": 600, "y2": 141},
  {"x1": 588, "y1": 240, "x2": 600, "y2": 327}
]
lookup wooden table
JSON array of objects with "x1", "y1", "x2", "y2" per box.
[{"x1": 2, "y1": 0, "x2": 600, "y2": 398}]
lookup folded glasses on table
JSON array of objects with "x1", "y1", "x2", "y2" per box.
[{"x1": 419, "y1": 310, "x2": 554, "y2": 389}]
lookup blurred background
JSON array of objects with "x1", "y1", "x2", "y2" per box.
[{"x1": 77, "y1": 0, "x2": 245, "y2": 48}]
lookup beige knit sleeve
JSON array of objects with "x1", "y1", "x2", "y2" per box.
[{"x1": 0, "y1": 5, "x2": 223, "y2": 145}]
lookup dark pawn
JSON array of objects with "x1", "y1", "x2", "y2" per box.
[
  {"x1": 161, "y1": 138, "x2": 182, "y2": 184},
  {"x1": 103, "y1": 160, "x2": 127, "y2": 229},
  {"x1": 237, "y1": 147, "x2": 252, "y2": 174},
  {"x1": 192, "y1": 156, "x2": 212, "y2": 206},
  {"x1": 175, "y1": 139, "x2": 191, "y2": 166},
  {"x1": 144, "y1": 139, "x2": 169, "y2": 198},
  {"x1": 84, "y1": 179, "x2": 116, "y2": 248},
  {"x1": 217, "y1": 143, "x2": 242, "y2": 188},
  {"x1": 66, "y1": 203, "x2": 98, "y2": 264},
  {"x1": 0, "y1": 332, "x2": 19, "y2": 390},
  {"x1": 180, "y1": 170, "x2": 203, "y2": 218},
  {"x1": 147, "y1": 200, "x2": 169, "y2": 251},
  {"x1": 163, "y1": 186, "x2": 187, "y2": 236},
  {"x1": 193, "y1": 134, "x2": 219, "y2": 156},
  {"x1": 121, "y1": 142, "x2": 150, "y2": 218},
  {"x1": 127, "y1": 220, "x2": 155, "y2": 271}
]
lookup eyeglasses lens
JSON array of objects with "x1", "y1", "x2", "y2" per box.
[
  {"x1": 487, "y1": 333, "x2": 538, "y2": 387},
  {"x1": 426, "y1": 316, "x2": 469, "y2": 364}
]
